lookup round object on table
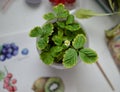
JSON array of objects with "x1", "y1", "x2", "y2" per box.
[
  {"x1": 21, "y1": 48, "x2": 29, "y2": 55},
  {"x1": 26, "y1": 0, "x2": 41, "y2": 5}
]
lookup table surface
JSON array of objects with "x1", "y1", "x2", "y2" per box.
[{"x1": 0, "y1": 0, "x2": 120, "y2": 92}]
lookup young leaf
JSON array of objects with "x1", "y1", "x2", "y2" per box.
[
  {"x1": 66, "y1": 15, "x2": 74, "y2": 24},
  {"x1": 58, "y1": 28, "x2": 63, "y2": 37},
  {"x1": 42, "y1": 23, "x2": 54, "y2": 36},
  {"x1": 57, "y1": 10, "x2": 69, "y2": 18},
  {"x1": 65, "y1": 23, "x2": 80, "y2": 31},
  {"x1": 0, "y1": 71, "x2": 5, "y2": 81},
  {"x1": 53, "y1": 4, "x2": 69, "y2": 18},
  {"x1": 43, "y1": 13, "x2": 55, "y2": 21},
  {"x1": 55, "y1": 51, "x2": 64, "y2": 62},
  {"x1": 37, "y1": 36, "x2": 49, "y2": 50},
  {"x1": 40, "y1": 52, "x2": 54, "y2": 65},
  {"x1": 52, "y1": 35, "x2": 63, "y2": 46},
  {"x1": 63, "y1": 48, "x2": 78, "y2": 68},
  {"x1": 57, "y1": 21, "x2": 65, "y2": 28},
  {"x1": 79, "y1": 48, "x2": 98, "y2": 64},
  {"x1": 50, "y1": 46, "x2": 63, "y2": 57},
  {"x1": 72, "y1": 34, "x2": 86, "y2": 49},
  {"x1": 53, "y1": 4, "x2": 65, "y2": 14},
  {"x1": 29, "y1": 26, "x2": 42, "y2": 37}
]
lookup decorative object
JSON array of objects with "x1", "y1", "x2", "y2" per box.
[
  {"x1": 32, "y1": 77, "x2": 64, "y2": 92},
  {"x1": 49, "y1": 0, "x2": 76, "y2": 10},
  {"x1": 0, "y1": 43, "x2": 19, "y2": 61},
  {"x1": 105, "y1": 24, "x2": 120, "y2": 71},
  {"x1": 0, "y1": 66, "x2": 17, "y2": 92},
  {"x1": 26, "y1": 0, "x2": 41, "y2": 5}
]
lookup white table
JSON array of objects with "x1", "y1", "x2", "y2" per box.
[{"x1": 0, "y1": 0, "x2": 120, "y2": 92}]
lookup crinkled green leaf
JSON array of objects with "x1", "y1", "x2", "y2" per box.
[
  {"x1": 66, "y1": 15, "x2": 74, "y2": 24},
  {"x1": 52, "y1": 35, "x2": 63, "y2": 46},
  {"x1": 72, "y1": 34, "x2": 86, "y2": 49},
  {"x1": 79, "y1": 48, "x2": 98, "y2": 64},
  {"x1": 57, "y1": 21, "x2": 65, "y2": 28},
  {"x1": 50, "y1": 46, "x2": 63, "y2": 57},
  {"x1": 58, "y1": 28, "x2": 63, "y2": 37},
  {"x1": 65, "y1": 23, "x2": 80, "y2": 31},
  {"x1": 29, "y1": 26, "x2": 42, "y2": 37},
  {"x1": 53, "y1": 4, "x2": 69, "y2": 18},
  {"x1": 64, "y1": 30, "x2": 74, "y2": 41},
  {"x1": 37, "y1": 36, "x2": 49, "y2": 50},
  {"x1": 42, "y1": 23, "x2": 54, "y2": 36},
  {"x1": 53, "y1": 4, "x2": 65, "y2": 14},
  {"x1": 75, "y1": 9, "x2": 97, "y2": 19},
  {"x1": 0, "y1": 71, "x2": 5, "y2": 81},
  {"x1": 42, "y1": 44, "x2": 51, "y2": 52},
  {"x1": 54, "y1": 51, "x2": 64, "y2": 62},
  {"x1": 58, "y1": 10, "x2": 69, "y2": 18},
  {"x1": 43, "y1": 13, "x2": 55, "y2": 21},
  {"x1": 40, "y1": 52, "x2": 54, "y2": 65},
  {"x1": 63, "y1": 48, "x2": 78, "y2": 68}
]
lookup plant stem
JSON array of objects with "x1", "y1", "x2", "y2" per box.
[
  {"x1": 92, "y1": 12, "x2": 120, "y2": 16},
  {"x1": 4, "y1": 65, "x2": 8, "y2": 74}
]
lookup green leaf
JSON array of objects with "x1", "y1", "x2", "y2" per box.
[
  {"x1": 53, "y1": 4, "x2": 65, "y2": 14},
  {"x1": 37, "y1": 36, "x2": 49, "y2": 50},
  {"x1": 29, "y1": 26, "x2": 43, "y2": 37},
  {"x1": 52, "y1": 35, "x2": 63, "y2": 46},
  {"x1": 72, "y1": 34, "x2": 86, "y2": 49},
  {"x1": 58, "y1": 10, "x2": 69, "y2": 18},
  {"x1": 75, "y1": 9, "x2": 97, "y2": 19},
  {"x1": 64, "y1": 30, "x2": 73, "y2": 40},
  {"x1": 43, "y1": 13, "x2": 55, "y2": 21},
  {"x1": 66, "y1": 15, "x2": 74, "y2": 24},
  {"x1": 40, "y1": 52, "x2": 54, "y2": 65},
  {"x1": 65, "y1": 23, "x2": 80, "y2": 31},
  {"x1": 54, "y1": 51, "x2": 64, "y2": 62},
  {"x1": 108, "y1": 0, "x2": 114, "y2": 11},
  {"x1": 58, "y1": 28, "x2": 63, "y2": 37},
  {"x1": 42, "y1": 23, "x2": 54, "y2": 36},
  {"x1": 57, "y1": 21, "x2": 65, "y2": 28},
  {"x1": 79, "y1": 48, "x2": 98, "y2": 64},
  {"x1": 50, "y1": 46, "x2": 63, "y2": 57},
  {"x1": 63, "y1": 48, "x2": 78, "y2": 68},
  {"x1": 0, "y1": 71, "x2": 5, "y2": 81},
  {"x1": 75, "y1": 9, "x2": 120, "y2": 18},
  {"x1": 53, "y1": 4, "x2": 69, "y2": 18}
]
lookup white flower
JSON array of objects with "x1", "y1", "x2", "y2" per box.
[{"x1": 64, "y1": 40, "x2": 70, "y2": 47}]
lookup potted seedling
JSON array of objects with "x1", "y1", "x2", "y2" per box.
[{"x1": 29, "y1": 4, "x2": 98, "y2": 69}]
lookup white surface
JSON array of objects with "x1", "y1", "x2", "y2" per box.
[{"x1": 0, "y1": 0, "x2": 120, "y2": 92}]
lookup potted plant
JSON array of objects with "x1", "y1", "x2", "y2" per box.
[{"x1": 29, "y1": 4, "x2": 98, "y2": 69}]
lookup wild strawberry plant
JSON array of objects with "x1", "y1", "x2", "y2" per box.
[{"x1": 29, "y1": 4, "x2": 98, "y2": 68}]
